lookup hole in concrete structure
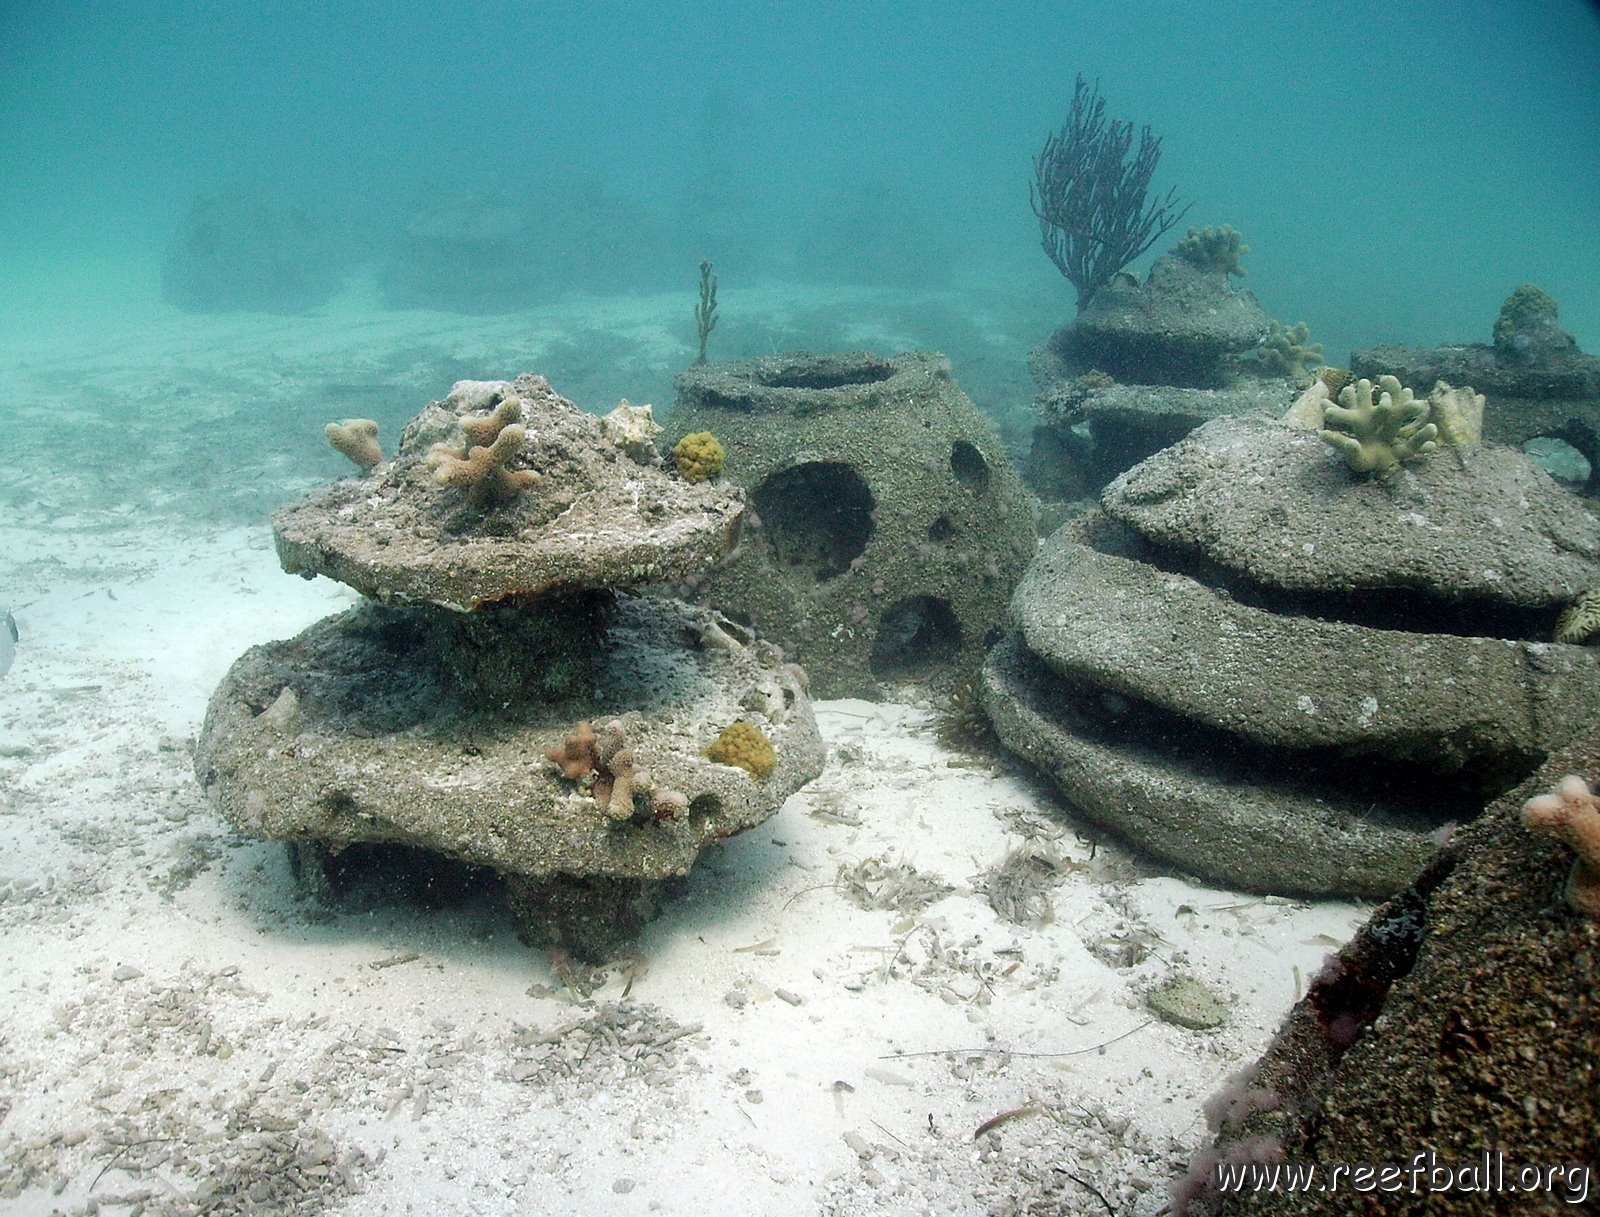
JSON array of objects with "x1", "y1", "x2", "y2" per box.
[
  {"x1": 1524, "y1": 435, "x2": 1591, "y2": 487},
  {"x1": 752, "y1": 461, "x2": 875, "y2": 581},
  {"x1": 870, "y1": 595, "x2": 962, "y2": 678},
  {"x1": 688, "y1": 793, "x2": 724, "y2": 821},
  {"x1": 950, "y1": 441, "x2": 990, "y2": 490},
  {"x1": 928, "y1": 515, "x2": 956, "y2": 541},
  {"x1": 291, "y1": 841, "x2": 503, "y2": 911}
]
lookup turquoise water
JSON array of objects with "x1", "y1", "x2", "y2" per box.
[{"x1": 1, "y1": 0, "x2": 1596, "y2": 428}]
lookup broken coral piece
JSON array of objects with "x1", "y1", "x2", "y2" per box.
[
  {"x1": 325, "y1": 418, "x2": 383, "y2": 471},
  {"x1": 1318, "y1": 375, "x2": 1438, "y2": 475},
  {"x1": 1282, "y1": 378, "x2": 1331, "y2": 430},
  {"x1": 427, "y1": 395, "x2": 539, "y2": 506},
  {"x1": 1427, "y1": 381, "x2": 1486, "y2": 448},
  {"x1": 1522, "y1": 773, "x2": 1600, "y2": 917},
  {"x1": 706, "y1": 720, "x2": 776, "y2": 778}
]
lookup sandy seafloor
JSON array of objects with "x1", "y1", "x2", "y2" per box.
[{"x1": 0, "y1": 270, "x2": 1364, "y2": 1216}]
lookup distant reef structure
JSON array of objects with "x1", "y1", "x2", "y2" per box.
[
  {"x1": 377, "y1": 192, "x2": 543, "y2": 313},
  {"x1": 196, "y1": 374, "x2": 823, "y2": 959},
  {"x1": 984, "y1": 411, "x2": 1600, "y2": 900},
  {"x1": 161, "y1": 189, "x2": 346, "y2": 314},
  {"x1": 1352, "y1": 284, "x2": 1600, "y2": 493},
  {"x1": 668, "y1": 350, "x2": 1037, "y2": 699},
  {"x1": 377, "y1": 184, "x2": 675, "y2": 312},
  {"x1": 1027, "y1": 226, "x2": 1324, "y2": 499}
]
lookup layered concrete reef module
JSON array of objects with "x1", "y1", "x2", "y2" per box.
[
  {"x1": 670, "y1": 351, "x2": 1037, "y2": 698},
  {"x1": 196, "y1": 375, "x2": 825, "y2": 956},
  {"x1": 984, "y1": 416, "x2": 1600, "y2": 899}
]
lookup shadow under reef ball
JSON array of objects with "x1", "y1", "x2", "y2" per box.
[{"x1": 668, "y1": 350, "x2": 1037, "y2": 699}]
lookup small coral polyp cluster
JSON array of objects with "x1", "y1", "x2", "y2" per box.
[{"x1": 1171, "y1": 223, "x2": 1249, "y2": 277}]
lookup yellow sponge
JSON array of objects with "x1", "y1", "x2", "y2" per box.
[{"x1": 706, "y1": 720, "x2": 775, "y2": 778}]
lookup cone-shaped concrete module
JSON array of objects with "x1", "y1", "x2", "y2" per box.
[{"x1": 196, "y1": 374, "x2": 824, "y2": 956}]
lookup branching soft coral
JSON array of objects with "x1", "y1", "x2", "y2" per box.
[
  {"x1": 1318, "y1": 375, "x2": 1438, "y2": 476},
  {"x1": 546, "y1": 719, "x2": 637, "y2": 821},
  {"x1": 427, "y1": 396, "x2": 539, "y2": 506},
  {"x1": 325, "y1": 418, "x2": 383, "y2": 471},
  {"x1": 1523, "y1": 774, "x2": 1600, "y2": 917}
]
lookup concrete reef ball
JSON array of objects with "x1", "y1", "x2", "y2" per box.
[{"x1": 669, "y1": 349, "x2": 1036, "y2": 699}]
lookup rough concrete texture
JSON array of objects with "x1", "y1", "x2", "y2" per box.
[
  {"x1": 668, "y1": 350, "x2": 1036, "y2": 698},
  {"x1": 1033, "y1": 380, "x2": 1295, "y2": 488},
  {"x1": 984, "y1": 422, "x2": 1600, "y2": 899},
  {"x1": 1027, "y1": 254, "x2": 1285, "y2": 493},
  {"x1": 1065, "y1": 256, "x2": 1272, "y2": 388},
  {"x1": 981, "y1": 635, "x2": 1439, "y2": 899},
  {"x1": 200, "y1": 372, "x2": 824, "y2": 956},
  {"x1": 275, "y1": 374, "x2": 744, "y2": 611},
  {"x1": 1014, "y1": 525, "x2": 1600, "y2": 770},
  {"x1": 1103, "y1": 417, "x2": 1600, "y2": 607},
  {"x1": 1173, "y1": 741, "x2": 1600, "y2": 1216},
  {"x1": 196, "y1": 594, "x2": 824, "y2": 886}
]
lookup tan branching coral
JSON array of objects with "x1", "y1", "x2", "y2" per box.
[
  {"x1": 325, "y1": 418, "x2": 383, "y2": 471},
  {"x1": 546, "y1": 720, "x2": 600, "y2": 779},
  {"x1": 427, "y1": 396, "x2": 539, "y2": 506},
  {"x1": 1318, "y1": 375, "x2": 1438, "y2": 475},
  {"x1": 1256, "y1": 321, "x2": 1323, "y2": 381},
  {"x1": 1171, "y1": 224, "x2": 1249, "y2": 277},
  {"x1": 1522, "y1": 774, "x2": 1600, "y2": 917},
  {"x1": 546, "y1": 720, "x2": 637, "y2": 820}
]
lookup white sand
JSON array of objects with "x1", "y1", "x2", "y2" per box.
[{"x1": 0, "y1": 277, "x2": 1364, "y2": 1215}]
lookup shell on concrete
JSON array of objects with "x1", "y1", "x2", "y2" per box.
[
  {"x1": 195, "y1": 595, "x2": 824, "y2": 883},
  {"x1": 275, "y1": 374, "x2": 744, "y2": 611}
]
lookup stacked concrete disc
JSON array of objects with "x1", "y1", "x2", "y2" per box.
[
  {"x1": 983, "y1": 416, "x2": 1600, "y2": 899},
  {"x1": 1353, "y1": 284, "x2": 1600, "y2": 492},
  {"x1": 668, "y1": 350, "x2": 1037, "y2": 698},
  {"x1": 196, "y1": 374, "x2": 825, "y2": 956},
  {"x1": 1029, "y1": 254, "x2": 1285, "y2": 492}
]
